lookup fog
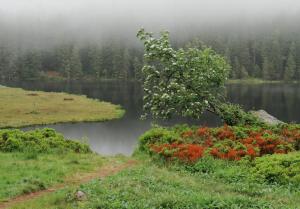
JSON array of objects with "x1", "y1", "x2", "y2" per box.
[{"x1": 0, "y1": 0, "x2": 300, "y2": 48}]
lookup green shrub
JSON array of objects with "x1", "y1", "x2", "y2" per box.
[
  {"x1": 138, "y1": 127, "x2": 179, "y2": 151},
  {"x1": 0, "y1": 128, "x2": 91, "y2": 153},
  {"x1": 251, "y1": 152, "x2": 300, "y2": 185},
  {"x1": 185, "y1": 156, "x2": 226, "y2": 174},
  {"x1": 218, "y1": 103, "x2": 264, "y2": 126}
]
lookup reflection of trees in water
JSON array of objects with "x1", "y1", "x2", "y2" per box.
[
  {"x1": 3, "y1": 81, "x2": 300, "y2": 123},
  {"x1": 226, "y1": 83, "x2": 300, "y2": 122}
]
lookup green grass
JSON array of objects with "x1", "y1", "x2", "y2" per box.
[
  {"x1": 8, "y1": 154, "x2": 299, "y2": 209},
  {"x1": 0, "y1": 152, "x2": 109, "y2": 202},
  {"x1": 0, "y1": 87, "x2": 124, "y2": 128}
]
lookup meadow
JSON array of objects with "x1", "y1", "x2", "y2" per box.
[{"x1": 0, "y1": 87, "x2": 124, "y2": 128}]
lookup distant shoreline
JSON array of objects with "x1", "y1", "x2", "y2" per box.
[{"x1": 227, "y1": 78, "x2": 300, "y2": 84}]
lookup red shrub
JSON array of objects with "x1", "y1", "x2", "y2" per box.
[
  {"x1": 216, "y1": 125, "x2": 235, "y2": 140},
  {"x1": 181, "y1": 130, "x2": 194, "y2": 138},
  {"x1": 149, "y1": 125, "x2": 298, "y2": 164},
  {"x1": 150, "y1": 143, "x2": 205, "y2": 163},
  {"x1": 197, "y1": 127, "x2": 209, "y2": 137}
]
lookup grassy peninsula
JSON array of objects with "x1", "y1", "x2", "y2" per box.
[{"x1": 0, "y1": 87, "x2": 124, "y2": 128}]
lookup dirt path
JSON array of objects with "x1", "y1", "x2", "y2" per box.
[{"x1": 0, "y1": 159, "x2": 137, "y2": 209}]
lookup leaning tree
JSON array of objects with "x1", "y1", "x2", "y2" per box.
[{"x1": 137, "y1": 29, "x2": 259, "y2": 125}]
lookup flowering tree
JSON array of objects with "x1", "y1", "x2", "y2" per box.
[{"x1": 137, "y1": 29, "x2": 230, "y2": 120}]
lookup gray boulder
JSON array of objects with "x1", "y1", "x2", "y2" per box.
[{"x1": 250, "y1": 109, "x2": 284, "y2": 125}]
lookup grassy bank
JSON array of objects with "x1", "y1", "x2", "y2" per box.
[
  {"x1": 8, "y1": 125, "x2": 300, "y2": 209},
  {"x1": 0, "y1": 87, "x2": 124, "y2": 128},
  {"x1": 9, "y1": 155, "x2": 300, "y2": 209},
  {"x1": 0, "y1": 128, "x2": 129, "y2": 204},
  {"x1": 0, "y1": 152, "x2": 106, "y2": 202}
]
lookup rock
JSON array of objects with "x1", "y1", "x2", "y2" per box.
[
  {"x1": 75, "y1": 190, "x2": 87, "y2": 201},
  {"x1": 250, "y1": 109, "x2": 284, "y2": 125}
]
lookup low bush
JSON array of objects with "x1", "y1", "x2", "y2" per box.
[
  {"x1": 0, "y1": 128, "x2": 91, "y2": 153},
  {"x1": 218, "y1": 103, "x2": 264, "y2": 126},
  {"x1": 140, "y1": 124, "x2": 298, "y2": 163},
  {"x1": 138, "y1": 127, "x2": 179, "y2": 151},
  {"x1": 251, "y1": 152, "x2": 300, "y2": 185},
  {"x1": 139, "y1": 124, "x2": 300, "y2": 186}
]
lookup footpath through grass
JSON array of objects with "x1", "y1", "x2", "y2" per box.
[
  {"x1": 8, "y1": 155, "x2": 300, "y2": 209},
  {"x1": 0, "y1": 152, "x2": 106, "y2": 202},
  {"x1": 0, "y1": 87, "x2": 124, "y2": 128},
  {"x1": 0, "y1": 128, "x2": 130, "y2": 208}
]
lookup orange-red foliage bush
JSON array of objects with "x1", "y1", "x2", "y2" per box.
[{"x1": 148, "y1": 125, "x2": 298, "y2": 163}]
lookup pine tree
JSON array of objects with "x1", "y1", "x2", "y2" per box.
[
  {"x1": 18, "y1": 50, "x2": 42, "y2": 80},
  {"x1": 133, "y1": 57, "x2": 143, "y2": 80},
  {"x1": 57, "y1": 44, "x2": 82, "y2": 80},
  {"x1": 0, "y1": 46, "x2": 11, "y2": 80},
  {"x1": 69, "y1": 46, "x2": 82, "y2": 79},
  {"x1": 57, "y1": 44, "x2": 72, "y2": 80},
  {"x1": 295, "y1": 41, "x2": 300, "y2": 80},
  {"x1": 232, "y1": 57, "x2": 240, "y2": 79},
  {"x1": 253, "y1": 64, "x2": 261, "y2": 77},
  {"x1": 239, "y1": 66, "x2": 249, "y2": 79},
  {"x1": 92, "y1": 48, "x2": 104, "y2": 79},
  {"x1": 111, "y1": 45, "x2": 123, "y2": 78},
  {"x1": 269, "y1": 33, "x2": 282, "y2": 79},
  {"x1": 284, "y1": 42, "x2": 296, "y2": 81},
  {"x1": 239, "y1": 43, "x2": 251, "y2": 73},
  {"x1": 119, "y1": 48, "x2": 130, "y2": 79},
  {"x1": 262, "y1": 56, "x2": 271, "y2": 80}
]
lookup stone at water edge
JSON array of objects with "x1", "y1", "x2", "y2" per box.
[
  {"x1": 250, "y1": 109, "x2": 284, "y2": 125},
  {"x1": 75, "y1": 190, "x2": 87, "y2": 201}
]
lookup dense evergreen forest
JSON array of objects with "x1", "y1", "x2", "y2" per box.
[{"x1": 1, "y1": 18, "x2": 300, "y2": 81}]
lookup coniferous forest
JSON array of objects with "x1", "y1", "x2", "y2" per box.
[{"x1": 1, "y1": 15, "x2": 300, "y2": 82}]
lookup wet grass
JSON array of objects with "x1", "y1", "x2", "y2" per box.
[
  {"x1": 0, "y1": 152, "x2": 110, "y2": 202},
  {"x1": 0, "y1": 87, "x2": 124, "y2": 128},
  {"x1": 9, "y1": 157, "x2": 300, "y2": 209}
]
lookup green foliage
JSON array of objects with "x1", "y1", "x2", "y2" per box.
[
  {"x1": 137, "y1": 28, "x2": 230, "y2": 120},
  {"x1": 251, "y1": 152, "x2": 300, "y2": 185},
  {"x1": 0, "y1": 128, "x2": 91, "y2": 153},
  {"x1": 218, "y1": 103, "x2": 263, "y2": 126},
  {"x1": 138, "y1": 127, "x2": 179, "y2": 151}
]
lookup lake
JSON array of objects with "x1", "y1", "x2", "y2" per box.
[{"x1": 3, "y1": 80, "x2": 300, "y2": 155}]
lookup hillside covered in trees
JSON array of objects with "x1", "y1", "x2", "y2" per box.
[{"x1": 1, "y1": 15, "x2": 300, "y2": 81}]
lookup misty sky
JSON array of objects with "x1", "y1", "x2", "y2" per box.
[
  {"x1": 0, "y1": 0, "x2": 299, "y2": 48},
  {"x1": 1, "y1": 0, "x2": 298, "y2": 18}
]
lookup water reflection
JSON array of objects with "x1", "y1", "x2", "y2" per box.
[{"x1": 5, "y1": 81, "x2": 300, "y2": 155}]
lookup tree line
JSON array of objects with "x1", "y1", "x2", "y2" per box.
[{"x1": 0, "y1": 28, "x2": 300, "y2": 81}]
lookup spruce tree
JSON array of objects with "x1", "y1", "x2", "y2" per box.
[
  {"x1": 284, "y1": 42, "x2": 296, "y2": 81},
  {"x1": 69, "y1": 46, "x2": 82, "y2": 79},
  {"x1": 18, "y1": 50, "x2": 42, "y2": 80}
]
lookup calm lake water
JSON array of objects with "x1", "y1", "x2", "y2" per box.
[{"x1": 3, "y1": 81, "x2": 300, "y2": 155}]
